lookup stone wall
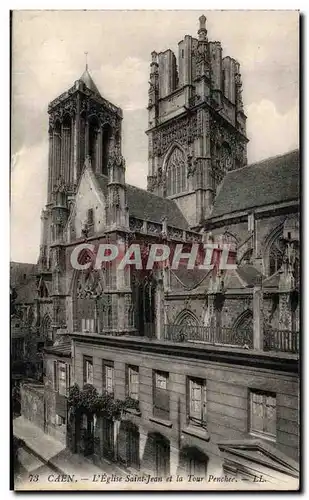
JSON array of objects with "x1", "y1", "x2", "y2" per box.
[
  {"x1": 73, "y1": 339, "x2": 299, "y2": 469},
  {"x1": 20, "y1": 382, "x2": 45, "y2": 431}
]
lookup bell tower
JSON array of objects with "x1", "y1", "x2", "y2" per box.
[
  {"x1": 46, "y1": 64, "x2": 123, "y2": 205},
  {"x1": 146, "y1": 15, "x2": 248, "y2": 228},
  {"x1": 38, "y1": 65, "x2": 123, "y2": 271}
]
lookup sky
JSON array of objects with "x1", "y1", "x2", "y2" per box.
[{"x1": 10, "y1": 10, "x2": 299, "y2": 263}]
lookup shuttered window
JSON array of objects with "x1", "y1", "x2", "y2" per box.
[
  {"x1": 54, "y1": 361, "x2": 70, "y2": 395},
  {"x1": 153, "y1": 371, "x2": 169, "y2": 420},
  {"x1": 53, "y1": 360, "x2": 58, "y2": 391},
  {"x1": 58, "y1": 362, "x2": 67, "y2": 395},
  {"x1": 103, "y1": 360, "x2": 114, "y2": 394},
  {"x1": 187, "y1": 377, "x2": 207, "y2": 426},
  {"x1": 250, "y1": 390, "x2": 276, "y2": 440},
  {"x1": 83, "y1": 356, "x2": 93, "y2": 385},
  {"x1": 127, "y1": 365, "x2": 139, "y2": 400}
]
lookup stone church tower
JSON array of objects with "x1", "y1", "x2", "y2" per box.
[
  {"x1": 146, "y1": 15, "x2": 248, "y2": 227},
  {"x1": 37, "y1": 65, "x2": 123, "y2": 336}
]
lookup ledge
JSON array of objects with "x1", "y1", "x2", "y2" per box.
[
  {"x1": 71, "y1": 333, "x2": 299, "y2": 373},
  {"x1": 125, "y1": 408, "x2": 141, "y2": 417},
  {"x1": 149, "y1": 416, "x2": 173, "y2": 428},
  {"x1": 182, "y1": 425, "x2": 210, "y2": 442}
]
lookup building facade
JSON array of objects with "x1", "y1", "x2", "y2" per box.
[{"x1": 16, "y1": 16, "x2": 300, "y2": 485}]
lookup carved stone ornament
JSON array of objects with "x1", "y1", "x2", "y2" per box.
[
  {"x1": 151, "y1": 113, "x2": 201, "y2": 157},
  {"x1": 76, "y1": 270, "x2": 106, "y2": 299}
]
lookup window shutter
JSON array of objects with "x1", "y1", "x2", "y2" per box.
[
  {"x1": 202, "y1": 380, "x2": 207, "y2": 423},
  {"x1": 68, "y1": 364, "x2": 71, "y2": 391},
  {"x1": 125, "y1": 365, "x2": 129, "y2": 397},
  {"x1": 102, "y1": 362, "x2": 106, "y2": 390},
  {"x1": 65, "y1": 364, "x2": 69, "y2": 392},
  {"x1": 53, "y1": 361, "x2": 58, "y2": 391},
  {"x1": 186, "y1": 377, "x2": 190, "y2": 423}
]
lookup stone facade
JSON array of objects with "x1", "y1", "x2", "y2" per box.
[{"x1": 15, "y1": 15, "x2": 300, "y2": 483}]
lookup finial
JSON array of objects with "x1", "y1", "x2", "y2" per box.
[
  {"x1": 199, "y1": 15, "x2": 206, "y2": 30},
  {"x1": 151, "y1": 51, "x2": 158, "y2": 64},
  {"x1": 84, "y1": 51, "x2": 88, "y2": 70},
  {"x1": 198, "y1": 15, "x2": 208, "y2": 41}
]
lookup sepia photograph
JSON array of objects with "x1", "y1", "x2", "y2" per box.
[{"x1": 10, "y1": 9, "x2": 300, "y2": 491}]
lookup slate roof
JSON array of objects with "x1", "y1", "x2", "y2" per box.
[
  {"x1": 15, "y1": 277, "x2": 38, "y2": 304},
  {"x1": 262, "y1": 270, "x2": 281, "y2": 288},
  {"x1": 44, "y1": 341, "x2": 72, "y2": 357},
  {"x1": 171, "y1": 268, "x2": 211, "y2": 290},
  {"x1": 10, "y1": 262, "x2": 38, "y2": 304},
  {"x1": 79, "y1": 67, "x2": 101, "y2": 96},
  {"x1": 94, "y1": 173, "x2": 189, "y2": 230},
  {"x1": 237, "y1": 265, "x2": 264, "y2": 287},
  {"x1": 210, "y1": 150, "x2": 299, "y2": 218},
  {"x1": 10, "y1": 262, "x2": 37, "y2": 288}
]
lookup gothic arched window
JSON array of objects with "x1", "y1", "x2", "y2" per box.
[
  {"x1": 131, "y1": 272, "x2": 155, "y2": 337},
  {"x1": 102, "y1": 123, "x2": 113, "y2": 176},
  {"x1": 220, "y1": 142, "x2": 233, "y2": 173},
  {"x1": 88, "y1": 115, "x2": 100, "y2": 171},
  {"x1": 165, "y1": 146, "x2": 187, "y2": 196},
  {"x1": 232, "y1": 309, "x2": 253, "y2": 348},
  {"x1": 171, "y1": 310, "x2": 200, "y2": 342},
  {"x1": 269, "y1": 238, "x2": 285, "y2": 276},
  {"x1": 62, "y1": 114, "x2": 72, "y2": 185},
  {"x1": 42, "y1": 314, "x2": 52, "y2": 342},
  {"x1": 53, "y1": 120, "x2": 62, "y2": 185},
  {"x1": 73, "y1": 268, "x2": 113, "y2": 333}
]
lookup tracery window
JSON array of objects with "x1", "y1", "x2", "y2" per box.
[
  {"x1": 42, "y1": 314, "x2": 52, "y2": 341},
  {"x1": 131, "y1": 272, "x2": 155, "y2": 337},
  {"x1": 166, "y1": 146, "x2": 187, "y2": 196},
  {"x1": 269, "y1": 238, "x2": 285, "y2": 276},
  {"x1": 74, "y1": 269, "x2": 113, "y2": 333},
  {"x1": 212, "y1": 142, "x2": 232, "y2": 190},
  {"x1": 221, "y1": 142, "x2": 233, "y2": 173}
]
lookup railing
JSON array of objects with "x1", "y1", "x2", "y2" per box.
[
  {"x1": 164, "y1": 325, "x2": 299, "y2": 353},
  {"x1": 264, "y1": 329, "x2": 299, "y2": 354},
  {"x1": 164, "y1": 325, "x2": 213, "y2": 344},
  {"x1": 216, "y1": 327, "x2": 253, "y2": 349},
  {"x1": 164, "y1": 325, "x2": 252, "y2": 348},
  {"x1": 144, "y1": 323, "x2": 156, "y2": 339}
]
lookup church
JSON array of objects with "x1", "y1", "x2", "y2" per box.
[{"x1": 13, "y1": 15, "x2": 299, "y2": 485}]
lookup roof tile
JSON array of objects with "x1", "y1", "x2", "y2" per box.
[{"x1": 211, "y1": 150, "x2": 299, "y2": 218}]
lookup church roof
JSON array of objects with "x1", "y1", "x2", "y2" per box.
[
  {"x1": 10, "y1": 262, "x2": 37, "y2": 287},
  {"x1": 79, "y1": 67, "x2": 101, "y2": 96},
  {"x1": 15, "y1": 277, "x2": 38, "y2": 304},
  {"x1": 210, "y1": 149, "x2": 299, "y2": 219},
  {"x1": 94, "y1": 173, "x2": 189, "y2": 230},
  {"x1": 237, "y1": 264, "x2": 264, "y2": 287}
]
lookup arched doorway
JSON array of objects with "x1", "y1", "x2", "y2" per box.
[
  {"x1": 117, "y1": 421, "x2": 140, "y2": 469},
  {"x1": 146, "y1": 432, "x2": 170, "y2": 476},
  {"x1": 179, "y1": 446, "x2": 209, "y2": 477}
]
